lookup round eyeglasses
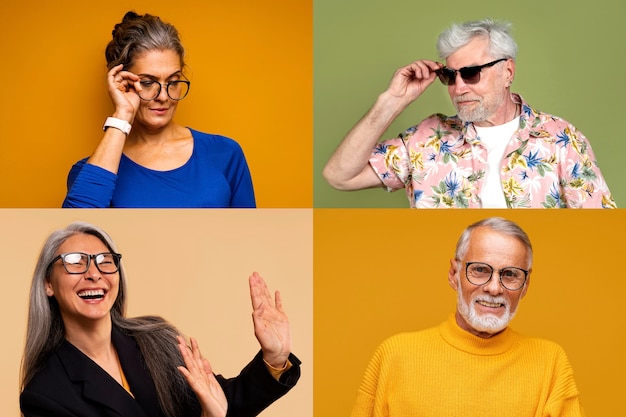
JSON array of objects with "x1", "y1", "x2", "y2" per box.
[
  {"x1": 137, "y1": 79, "x2": 191, "y2": 101},
  {"x1": 464, "y1": 261, "x2": 528, "y2": 291},
  {"x1": 47, "y1": 252, "x2": 122, "y2": 275}
]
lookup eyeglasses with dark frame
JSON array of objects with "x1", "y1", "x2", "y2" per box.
[
  {"x1": 47, "y1": 252, "x2": 123, "y2": 275},
  {"x1": 436, "y1": 58, "x2": 508, "y2": 86},
  {"x1": 463, "y1": 261, "x2": 528, "y2": 291},
  {"x1": 137, "y1": 79, "x2": 191, "y2": 101}
]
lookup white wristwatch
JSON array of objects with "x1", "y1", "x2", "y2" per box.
[{"x1": 103, "y1": 117, "x2": 132, "y2": 135}]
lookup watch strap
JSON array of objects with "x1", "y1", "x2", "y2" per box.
[{"x1": 103, "y1": 117, "x2": 132, "y2": 135}]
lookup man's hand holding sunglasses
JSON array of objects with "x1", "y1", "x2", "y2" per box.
[{"x1": 385, "y1": 59, "x2": 443, "y2": 105}]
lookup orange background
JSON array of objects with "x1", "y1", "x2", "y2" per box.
[
  {"x1": 2, "y1": 209, "x2": 312, "y2": 417},
  {"x1": 0, "y1": 0, "x2": 312, "y2": 207},
  {"x1": 314, "y1": 209, "x2": 626, "y2": 416}
]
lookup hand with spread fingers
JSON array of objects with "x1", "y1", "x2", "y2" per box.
[
  {"x1": 249, "y1": 272, "x2": 292, "y2": 369},
  {"x1": 176, "y1": 336, "x2": 228, "y2": 417}
]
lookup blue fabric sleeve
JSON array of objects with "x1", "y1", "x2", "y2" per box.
[
  {"x1": 225, "y1": 143, "x2": 256, "y2": 208},
  {"x1": 62, "y1": 159, "x2": 117, "y2": 208}
]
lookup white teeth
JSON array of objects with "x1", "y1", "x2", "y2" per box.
[
  {"x1": 477, "y1": 300, "x2": 503, "y2": 308},
  {"x1": 78, "y1": 290, "x2": 105, "y2": 299}
]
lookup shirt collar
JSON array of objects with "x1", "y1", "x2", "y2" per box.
[{"x1": 459, "y1": 93, "x2": 528, "y2": 145}]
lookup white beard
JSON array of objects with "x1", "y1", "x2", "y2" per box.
[
  {"x1": 456, "y1": 275, "x2": 517, "y2": 334},
  {"x1": 454, "y1": 91, "x2": 505, "y2": 124}
]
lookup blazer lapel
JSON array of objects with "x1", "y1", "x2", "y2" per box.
[
  {"x1": 112, "y1": 326, "x2": 165, "y2": 417},
  {"x1": 57, "y1": 339, "x2": 150, "y2": 417}
]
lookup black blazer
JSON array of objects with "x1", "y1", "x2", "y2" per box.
[{"x1": 20, "y1": 326, "x2": 301, "y2": 417}]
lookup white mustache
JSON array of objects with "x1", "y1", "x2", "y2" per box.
[
  {"x1": 474, "y1": 295, "x2": 507, "y2": 306},
  {"x1": 454, "y1": 95, "x2": 482, "y2": 105}
]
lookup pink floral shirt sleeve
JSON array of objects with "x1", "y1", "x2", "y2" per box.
[{"x1": 369, "y1": 94, "x2": 616, "y2": 208}]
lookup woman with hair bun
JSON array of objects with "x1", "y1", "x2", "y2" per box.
[{"x1": 63, "y1": 12, "x2": 255, "y2": 208}]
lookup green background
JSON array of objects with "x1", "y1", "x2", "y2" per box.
[{"x1": 314, "y1": 0, "x2": 625, "y2": 207}]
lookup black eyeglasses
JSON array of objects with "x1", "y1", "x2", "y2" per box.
[
  {"x1": 138, "y1": 79, "x2": 191, "y2": 101},
  {"x1": 47, "y1": 252, "x2": 122, "y2": 275},
  {"x1": 436, "y1": 58, "x2": 508, "y2": 86},
  {"x1": 464, "y1": 261, "x2": 528, "y2": 291}
]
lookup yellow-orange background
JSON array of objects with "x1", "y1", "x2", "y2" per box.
[
  {"x1": 2, "y1": 209, "x2": 312, "y2": 417},
  {"x1": 0, "y1": 0, "x2": 312, "y2": 207},
  {"x1": 314, "y1": 209, "x2": 626, "y2": 416}
]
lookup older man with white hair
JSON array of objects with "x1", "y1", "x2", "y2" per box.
[{"x1": 351, "y1": 217, "x2": 584, "y2": 417}]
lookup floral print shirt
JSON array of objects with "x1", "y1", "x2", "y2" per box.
[{"x1": 369, "y1": 94, "x2": 615, "y2": 208}]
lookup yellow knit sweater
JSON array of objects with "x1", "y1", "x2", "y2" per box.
[{"x1": 351, "y1": 315, "x2": 584, "y2": 417}]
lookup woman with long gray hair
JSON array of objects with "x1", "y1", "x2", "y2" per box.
[{"x1": 20, "y1": 221, "x2": 300, "y2": 417}]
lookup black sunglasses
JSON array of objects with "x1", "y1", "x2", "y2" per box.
[{"x1": 436, "y1": 58, "x2": 508, "y2": 86}]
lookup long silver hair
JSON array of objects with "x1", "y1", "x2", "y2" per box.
[
  {"x1": 437, "y1": 18, "x2": 518, "y2": 61},
  {"x1": 21, "y1": 222, "x2": 190, "y2": 417}
]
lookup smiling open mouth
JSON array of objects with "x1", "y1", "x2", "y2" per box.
[
  {"x1": 77, "y1": 289, "x2": 105, "y2": 300},
  {"x1": 476, "y1": 300, "x2": 504, "y2": 308}
]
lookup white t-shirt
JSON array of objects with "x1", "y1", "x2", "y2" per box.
[{"x1": 475, "y1": 117, "x2": 520, "y2": 208}]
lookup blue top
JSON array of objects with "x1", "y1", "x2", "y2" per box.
[{"x1": 62, "y1": 129, "x2": 255, "y2": 208}]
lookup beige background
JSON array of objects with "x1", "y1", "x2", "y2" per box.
[{"x1": 3, "y1": 209, "x2": 312, "y2": 417}]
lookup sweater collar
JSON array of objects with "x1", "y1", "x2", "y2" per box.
[{"x1": 438, "y1": 314, "x2": 518, "y2": 355}]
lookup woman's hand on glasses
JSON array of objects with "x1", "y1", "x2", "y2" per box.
[{"x1": 107, "y1": 64, "x2": 142, "y2": 122}]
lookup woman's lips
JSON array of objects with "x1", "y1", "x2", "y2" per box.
[{"x1": 150, "y1": 108, "x2": 169, "y2": 115}]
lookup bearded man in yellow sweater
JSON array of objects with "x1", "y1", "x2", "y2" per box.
[{"x1": 351, "y1": 217, "x2": 584, "y2": 417}]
